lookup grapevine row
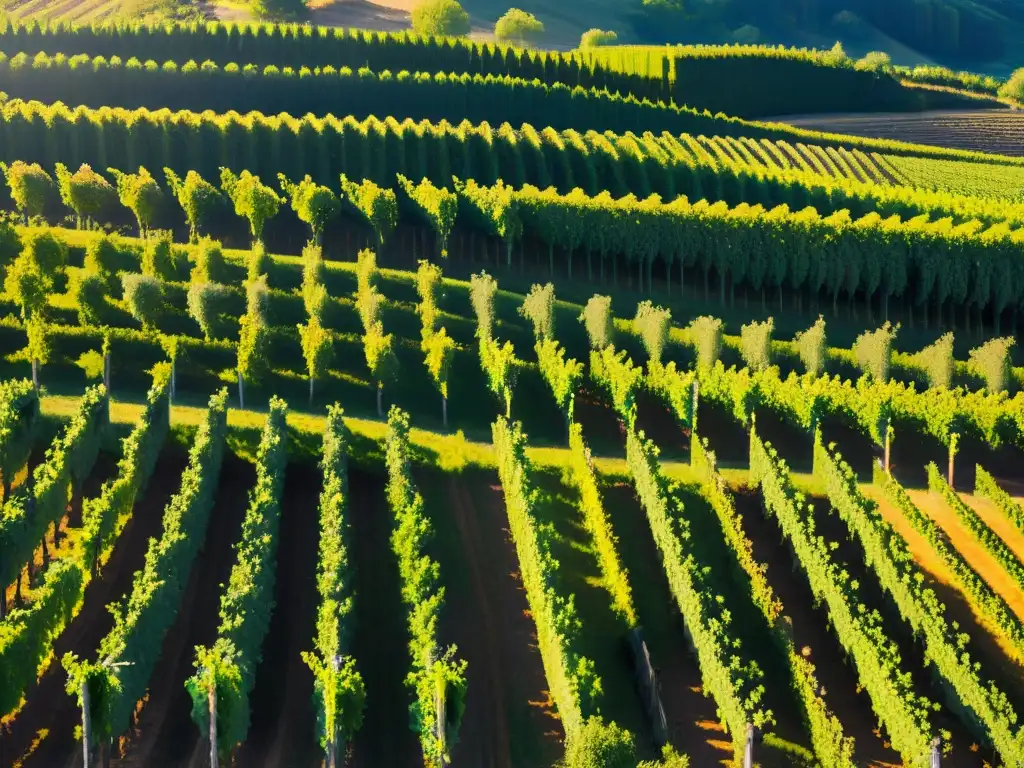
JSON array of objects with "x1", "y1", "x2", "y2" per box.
[
  {"x1": 0, "y1": 384, "x2": 107, "y2": 608},
  {"x1": 624, "y1": 425, "x2": 771, "y2": 762},
  {"x1": 926, "y1": 463, "x2": 1024, "y2": 599},
  {"x1": 384, "y1": 406, "x2": 467, "y2": 766},
  {"x1": 689, "y1": 433, "x2": 856, "y2": 768},
  {"x1": 815, "y1": 437, "x2": 1022, "y2": 762},
  {"x1": 0, "y1": 370, "x2": 169, "y2": 718},
  {"x1": 748, "y1": 427, "x2": 937, "y2": 764},
  {"x1": 62, "y1": 388, "x2": 228, "y2": 749},
  {"x1": 0, "y1": 378, "x2": 38, "y2": 498},
  {"x1": 874, "y1": 464, "x2": 1024, "y2": 667},
  {"x1": 186, "y1": 396, "x2": 288, "y2": 759},
  {"x1": 975, "y1": 467, "x2": 1024, "y2": 533},
  {"x1": 301, "y1": 405, "x2": 365, "y2": 764}
]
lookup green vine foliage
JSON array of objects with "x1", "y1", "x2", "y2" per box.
[
  {"x1": 355, "y1": 249, "x2": 382, "y2": 332},
  {"x1": 187, "y1": 397, "x2": 288, "y2": 758},
  {"x1": 588, "y1": 346, "x2": 644, "y2": 429},
  {"x1": 340, "y1": 174, "x2": 398, "y2": 248},
  {"x1": 422, "y1": 327, "x2": 456, "y2": 401},
  {"x1": 62, "y1": 389, "x2": 228, "y2": 744},
  {"x1": 633, "y1": 301, "x2": 671, "y2": 365},
  {"x1": 279, "y1": 173, "x2": 340, "y2": 243},
  {"x1": 190, "y1": 237, "x2": 229, "y2": 284},
  {"x1": 492, "y1": 416, "x2": 600, "y2": 743},
  {"x1": 302, "y1": 242, "x2": 329, "y2": 321},
  {"x1": 690, "y1": 434, "x2": 855, "y2": 768},
  {"x1": 398, "y1": 175, "x2": 458, "y2": 258},
  {"x1": 479, "y1": 335, "x2": 520, "y2": 417},
  {"x1": 794, "y1": 316, "x2": 827, "y2": 377},
  {"x1": 975, "y1": 466, "x2": 1024, "y2": 533},
  {"x1": 579, "y1": 294, "x2": 613, "y2": 351},
  {"x1": 817, "y1": 438, "x2": 1020, "y2": 763},
  {"x1": 54, "y1": 163, "x2": 115, "y2": 229},
  {"x1": 853, "y1": 321, "x2": 899, "y2": 383},
  {"x1": 469, "y1": 271, "x2": 497, "y2": 340},
  {"x1": 0, "y1": 379, "x2": 39, "y2": 493},
  {"x1": 686, "y1": 316, "x2": 723, "y2": 371},
  {"x1": 107, "y1": 166, "x2": 162, "y2": 236},
  {"x1": 219, "y1": 167, "x2": 281, "y2": 244},
  {"x1": 164, "y1": 168, "x2": 220, "y2": 242},
  {"x1": 416, "y1": 259, "x2": 443, "y2": 338},
  {"x1": 454, "y1": 178, "x2": 521, "y2": 267},
  {"x1": 121, "y1": 273, "x2": 164, "y2": 332},
  {"x1": 301, "y1": 406, "x2": 366, "y2": 757},
  {"x1": 0, "y1": 160, "x2": 53, "y2": 219},
  {"x1": 536, "y1": 337, "x2": 583, "y2": 424},
  {"x1": 739, "y1": 317, "x2": 774, "y2": 372},
  {"x1": 141, "y1": 232, "x2": 177, "y2": 280},
  {"x1": 645, "y1": 361, "x2": 697, "y2": 430},
  {"x1": 22, "y1": 229, "x2": 67, "y2": 287},
  {"x1": 4, "y1": 253, "x2": 47, "y2": 320},
  {"x1": 70, "y1": 269, "x2": 108, "y2": 326},
  {"x1": 627, "y1": 426, "x2": 771, "y2": 763},
  {"x1": 905, "y1": 332, "x2": 954, "y2": 389},
  {"x1": 298, "y1": 317, "x2": 335, "y2": 401},
  {"x1": 520, "y1": 282, "x2": 555, "y2": 341},
  {"x1": 237, "y1": 276, "x2": 270, "y2": 387},
  {"x1": 385, "y1": 407, "x2": 467, "y2": 766},
  {"x1": 968, "y1": 337, "x2": 1015, "y2": 394},
  {"x1": 186, "y1": 281, "x2": 230, "y2": 341},
  {"x1": 750, "y1": 428, "x2": 936, "y2": 764},
  {"x1": 82, "y1": 235, "x2": 118, "y2": 289}
]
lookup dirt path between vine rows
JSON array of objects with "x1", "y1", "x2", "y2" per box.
[
  {"x1": 113, "y1": 454, "x2": 254, "y2": 767},
  {"x1": 2, "y1": 446, "x2": 189, "y2": 768}
]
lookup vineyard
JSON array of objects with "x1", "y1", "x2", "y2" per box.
[{"x1": 2, "y1": 14, "x2": 1024, "y2": 768}]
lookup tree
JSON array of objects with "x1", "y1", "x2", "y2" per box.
[
  {"x1": 4, "y1": 255, "x2": 47, "y2": 320},
  {"x1": 220, "y1": 168, "x2": 283, "y2": 245},
  {"x1": 580, "y1": 295, "x2": 613, "y2": 351},
  {"x1": 564, "y1": 716, "x2": 636, "y2": 768},
  {"x1": 470, "y1": 271, "x2": 498, "y2": 339},
  {"x1": 299, "y1": 317, "x2": 335, "y2": 403},
  {"x1": 422, "y1": 327, "x2": 457, "y2": 426},
  {"x1": 740, "y1": 318, "x2": 774, "y2": 372},
  {"x1": 397, "y1": 175, "x2": 458, "y2": 258},
  {"x1": 0, "y1": 214, "x2": 21, "y2": 269},
  {"x1": 142, "y1": 232, "x2": 178, "y2": 280},
  {"x1": 237, "y1": 276, "x2": 271, "y2": 409},
  {"x1": 687, "y1": 316, "x2": 723, "y2": 370},
  {"x1": 121, "y1": 273, "x2": 165, "y2": 331},
  {"x1": 520, "y1": 283, "x2": 555, "y2": 340},
  {"x1": 279, "y1": 174, "x2": 340, "y2": 245},
  {"x1": 302, "y1": 242, "x2": 329, "y2": 321},
  {"x1": 906, "y1": 332, "x2": 953, "y2": 389},
  {"x1": 480, "y1": 335, "x2": 519, "y2": 417},
  {"x1": 494, "y1": 8, "x2": 545, "y2": 45},
  {"x1": 998, "y1": 68, "x2": 1024, "y2": 102},
  {"x1": 108, "y1": 167, "x2": 163, "y2": 236},
  {"x1": 633, "y1": 301, "x2": 671, "y2": 365},
  {"x1": 411, "y1": 0, "x2": 471, "y2": 37},
  {"x1": 21, "y1": 230, "x2": 67, "y2": 287},
  {"x1": 855, "y1": 51, "x2": 891, "y2": 72},
  {"x1": 191, "y1": 237, "x2": 228, "y2": 283},
  {"x1": 187, "y1": 282, "x2": 231, "y2": 340},
  {"x1": 968, "y1": 337, "x2": 1015, "y2": 393},
  {"x1": 71, "y1": 269, "x2": 108, "y2": 326},
  {"x1": 853, "y1": 321, "x2": 898, "y2": 383},
  {"x1": 0, "y1": 161, "x2": 53, "y2": 221},
  {"x1": 416, "y1": 259, "x2": 444, "y2": 338},
  {"x1": 340, "y1": 175, "x2": 398, "y2": 250},
  {"x1": 794, "y1": 316, "x2": 827, "y2": 377},
  {"x1": 165, "y1": 168, "x2": 220, "y2": 242},
  {"x1": 579, "y1": 29, "x2": 617, "y2": 47},
  {"x1": 83, "y1": 235, "x2": 120, "y2": 289},
  {"x1": 25, "y1": 317, "x2": 50, "y2": 391},
  {"x1": 55, "y1": 163, "x2": 115, "y2": 229},
  {"x1": 364, "y1": 322, "x2": 398, "y2": 417}
]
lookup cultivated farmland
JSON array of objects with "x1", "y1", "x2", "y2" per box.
[{"x1": 2, "y1": 17, "x2": 1024, "y2": 768}]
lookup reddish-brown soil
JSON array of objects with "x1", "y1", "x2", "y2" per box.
[
  {"x1": 730, "y1": 487, "x2": 902, "y2": 768},
  {"x1": 417, "y1": 468, "x2": 564, "y2": 768},
  {"x1": 572, "y1": 387, "x2": 626, "y2": 455},
  {"x1": 113, "y1": 453, "x2": 255, "y2": 767},
  {"x1": 634, "y1": 391, "x2": 690, "y2": 461},
  {"x1": 910, "y1": 488, "x2": 1024, "y2": 626},
  {"x1": 2, "y1": 446, "x2": 190, "y2": 768},
  {"x1": 962, "y1": 493, "x2": 1024, "y2": 564},
  {"x1": 346, "y1": 469, "x2": 420, "y2": 768},
  {"x1": 863, "y1": 485, "x2": 1024, "y2": 708},
  {"x1": 234, "y1": 462, "x2": 321, "y2": 768},
  {"x1": 601, "y1": 480, "x2": 737, "y2": 766}
]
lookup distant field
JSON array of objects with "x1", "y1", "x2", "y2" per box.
[
  {"x1": 783, "y1": 109, "x2": 1024, "y2": 158},
  {"x1": 878, "y1": 153, "x2": 1024, "y2": 200}
]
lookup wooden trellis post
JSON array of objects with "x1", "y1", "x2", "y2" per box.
[
  {"x1": 208, "y1": 677, "x2": 219, "y2": 768},
  {"x1": 81, "y1": 678, "x2": 92, "y2": 768},
  {"x1": 628, "y1": 627, "x2": 667, "y2": 747},
  {"x1": 743, "y1": 723, "x2": 756, "y2": 768},
  {"x1": 930, "y1": 736, "x2": 941, "y2": 767}
]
